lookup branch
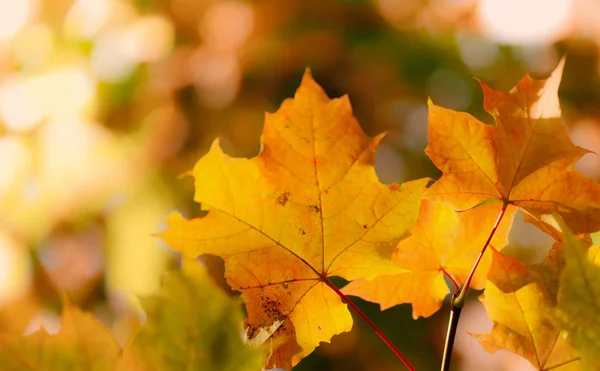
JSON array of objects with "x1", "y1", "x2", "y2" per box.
[
  {"x1": 440, "y1": 201, "x2": 510, "y2": 371},
  {"x1": 441, "y1": 294, "x2": 461, "y2": 371}
]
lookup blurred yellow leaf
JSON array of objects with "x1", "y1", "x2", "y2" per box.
[{"x1": 0, "y1": 300, "x2": 121, "y2": 371}]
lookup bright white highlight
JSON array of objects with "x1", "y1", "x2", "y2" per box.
[
  {"x1": 0, "y1": 67, "x2": 95, "y2": 131},
  {"x1": 478, "y1": 0, "x2": 573, "y2": 44},
  {"x1": 0, "y1": 0, "x2": 36, "y2": 41}
]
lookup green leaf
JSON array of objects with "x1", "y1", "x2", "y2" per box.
[
  {"x1": 123, "y1": 259, "x2": 264, "y2": 371},
  {"x1": 554, "y1": 223, "x2": 600, "y2": 369},
  {"x1": 590, "y1": 231, "x2": 600, "y2": 246}
]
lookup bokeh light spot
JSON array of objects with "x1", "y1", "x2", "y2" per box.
[
  {"x1": 0, "y1": 135, "x2": 31, "y2": 195},
  {"x1": 478, "y1": 0, "x2": 573, "y2": 44},
  {"x1": 122, "y1": 15, "x2": 174, "y2": 63},
  {"x1": 0, "y1": 0, "x2": 36, "y2": 41},
  {"x1": 11, "y1": 23, "x2": 54, "y2": 69},
  {"x1": 0, "y1": 67, "x2": 95, "y2": 131},
  {"x1": 0, "y1": 232, "x2": 31, "y2": 307},
  {"x1": 201, "y1": 0, "x2": 254, "y2": 50}
]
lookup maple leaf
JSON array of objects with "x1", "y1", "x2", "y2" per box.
[
  {"x1": 425, "y1": 59, "x2": 600, "y2": 234},
  {"x1": 121, "y1": 259, "x2": 264, "y2": 371},
  {"x1": 159, "y1": 71, "x2": 427, "y2": 369},
  {"x1": 473, "y1": 247, "x2": 580, "y2": 370},
  {"x1": 343, "y1": 200, "x2": 516, "y2": 318},
  {"x1": 0, "y1": 300, "x2": 121, "y2": 370},
  {"x1": 553, "y1": 226, "x2": 600, "y2": 369}
]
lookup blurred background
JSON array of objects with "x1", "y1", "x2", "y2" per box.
[{"x1": 0, "y1": 0, "x2": 599, "y2": 370}]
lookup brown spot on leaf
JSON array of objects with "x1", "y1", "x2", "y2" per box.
[
  {"x1": 246, "y1": 325, "x2": 259, "y2": 339},
  {"x1": 262, "y1": 296, "x2": 287, "y2": 323},
  {"x1": 363, "y1": 224, "x2": 368, "y2": 229},
  {"x1": 308, "y1": 204, "x2": 320, "y2": 213},
  {"x1": 299, "y1": 228, "x2": 306, "y2": 235},
  {"x1": 276, "y1": 192, "x2": 290, "y2": 206}
]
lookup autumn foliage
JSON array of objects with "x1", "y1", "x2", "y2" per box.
[
  {"x1": 2, "y1": 61, "x2": 600, "y2": 370},
  {"x1": 159, "y1": 60, "x2": 600, "y2": 370},
  {"x1": 160, "y1": 73, "x2": 427, "y2": 369}
]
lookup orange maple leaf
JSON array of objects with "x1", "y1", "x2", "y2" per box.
[
  {"x1": 425, "y1": 59, "x2": 600, "y2": 234},
  {"x1": 159, "y1": 71, "x2": 427, "y2": 369},
  {"x1": 473, "y1": 247, "x2": 580, "y2": 370},
  {"x1": 0, "y1": 301, "x2": 122, "y2": 370},
  {"x1": 343, "y1": 200, "x2": 516, "y2": 318}
]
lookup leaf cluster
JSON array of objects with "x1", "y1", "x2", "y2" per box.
[
  {"x1": 3, "y1": 61, "x2": 600, "y2": 371},
  {"x1": 158, "y1": 60, "x2": 600, "y2": 370}
]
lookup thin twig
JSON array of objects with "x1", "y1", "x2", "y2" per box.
[
  {"x1": 440, "y1": 201, "x2": 510, "y2": 371},
  {"x1": 441, "y1": 294, "x2": 461, "y2": 371},
  {"x1": 323, "y1": 277, "x2": 415, "y2": 371}
]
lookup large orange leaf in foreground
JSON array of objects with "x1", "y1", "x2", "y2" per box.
[
  {"x1": 343, "y1": 200, "x2": 516, "y2": 318},
  {"x1": 426, "y1": 59, "x2": 600, "y2": 234},
  {"x1": 159, "y1": 71, "x2": 427, "y2": 369}
]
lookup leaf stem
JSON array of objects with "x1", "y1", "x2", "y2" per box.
[
  {"x1": 455, "y1": 201, "x2": 509, "y2": 307},
  {"x1": 323, "y1": 278, "x2": 415, "y2": 371},
  {"x1": 440, "y1": 267, "x2": 460, "y2": 295},
  {"x1": 440, "y1": 201, "x2": 509, "y2": 371}
]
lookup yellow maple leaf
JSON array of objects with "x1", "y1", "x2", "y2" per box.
[
  {"x1": 159, "y1": 71, "x2": 427, "y2": 369},
  {"x1": 474, "y1": 247, "x2": 580, "y2": 370},
  {"x1": 425, "y1": 59, "x2": 600, "y2": 234},
  {"x1": 343, "y1": 200, "x2": 516, "y2": 318}
]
